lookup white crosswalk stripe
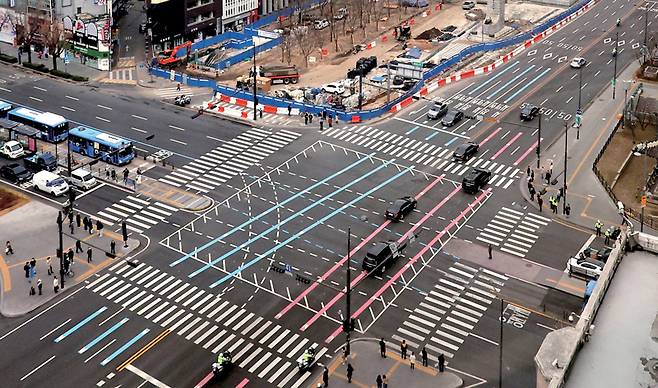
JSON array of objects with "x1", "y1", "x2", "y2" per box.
[
  {"x1": 155, "y1": 86, "x2": 197, "y2": 99},
  {"x1": 391, "y1": 263, "x2": 507, "y2": 360},
  {"x1": 85, "y1": 262, "x2": 324, "y2": 387},
  {"x1": 158, "y1": 128, "x2": 301, "y2": 193},
  {"x1": 92, "y1": 195, "x2": 178, "y2": 235},
  {"x1": 477, "y1": 208, "x2": 551, "y2": 257}
]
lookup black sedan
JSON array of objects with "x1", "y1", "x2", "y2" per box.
[
  {"x1": 441, "y1": 110, "x2": 464, "y2": 127},
  {"x1": 453, "y1": 142, "x2": 480, "y2": 162},
  {"x1": 385, "y1": 196, "x2": 417, "y2": 221},
  {"x1": 520, "y1": 104, "x2": 539, "y2": 121},
  {"x1": 1, "y1": 163, "x2": 33, "y2": 183}
]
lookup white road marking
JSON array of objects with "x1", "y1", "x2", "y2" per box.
[
  {"x1": 96, "y1": 116, "x2": 111, "y2": 123},
  {"x1": 29, "y1": 96, "x2": 42, "y2": 102},
  {"x1": 65, "y1": 95, "x2": 79, "y2": 101},
  {"x1": 97, "y1": 104, "x2": 112, "y2": 110},
  {"x1": 168, "y1": 124, "x2": 185, "y2": 131},
  {"x1": 170, "y1": 138, "x2": 187, "y2": 145},
  {"x1": 61, "y1": 106, "x2": 75, "y2": 112},
  {"x1": 132, "y1": 114, "x2": 148, "y2": 120}
]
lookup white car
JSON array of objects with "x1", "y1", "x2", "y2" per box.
[
  {"x1": 33, "y1": 170, "x2": 69, "y2": 196},
  {"x1": 567, "y1": 257, "x2": 604, "y2": 279},
  {"x1": 462, "y1": 1, "x2": 476, "y2": 9},
  {"x1": 570, "y1": 57, "x2": 586, "y2": 68},
  {"x1": 322, "y1": 83, "x2": 345, "y2": 95},
  {"x1": 69, "y1": 168, "x2": 97, "y2": 191},
  {"x1": 314, "y1": 19, "x2": 330, "y2": 30}
]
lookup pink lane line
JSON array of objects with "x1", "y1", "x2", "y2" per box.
[
  {"x1": 491, "y1": 132, "x2": 523, "y2": 160},
  {"x1": 276, "y1": 175, "x2": 444, "y2": 320},
  {"x1": 301, "y1": 183, "x2": 461, "y2": 332},
  {"x1": 194, "y1": 372, "x2": 215, "y2": 388},
  {"x1": 513, "y1": 140, "x2": 540, "y2": 166},
  {"x1": 325, "y1": 189, "x2": 491, "y2": 343},
  {"x1": 235, "y1": 378, "x2": 250, "y2": 388},
  {"x1": 478, "y1": 127, "x2": 502, "y2": 146}
]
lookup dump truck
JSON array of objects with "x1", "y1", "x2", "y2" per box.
[
  {"x1": 236, "y1": 75, "x2": 271, "y2": 92},
  {"x1": 256, "y1": 65, "x2": 300, "y2": 84}
]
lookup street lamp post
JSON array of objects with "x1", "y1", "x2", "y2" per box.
[
  {"x1": 563, "y1": 121, "x2": 568, "y2": 214},
  {"x1": 252, "y1": 43, "x2": 257, "y2": 121},
  {"x1": 576, "y1": 66, "x2": 583, "y2": 139},
  {"x1": 536, "y1": 112, "x2": 542, "y2": 169},
  {"x1": 344, "y1": 227, "x2": 352, "y2": 359},
  {"x1": 645, "y1": 1, "x2": 649, "y2": 63},
  {"x1": 613, "y1": 30, "x2": 619, "y2": 99},
  {"x1": 498, "y1": 298, "x2": 504, "y2": 388}
]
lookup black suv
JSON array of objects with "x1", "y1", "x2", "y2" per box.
[
  {"x1": 462, "y1": 168, "x2": 491, "y2": 193},
  {"x1": 385, "y1": 196, "x2": 417, "y2": 221},
  {"x1": 362, "y1": 241, "x2": 401, "y2": 275},
  {"x1": 453, "y1": 142, "x2": 479, "y2": 162},
  {"x1": 520, "y1": 105, "x2": 539, "y2": 121},
  {"x1": 0, "y1": 163, "x2": 33, "y2": 183},
  {"x1": 441, "y1": 110, "x2": 464, "y2": 127}
]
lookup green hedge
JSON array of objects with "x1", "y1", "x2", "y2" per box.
[
  {"x1": 49, "y1": 69, "x2": 88, "y2": 82},
  {"x1": 23, "y1": 62, "x2": 49, "y2": 72},
  {"x1": 0, "y1": 53, "x2": 17, "y2": 63}
]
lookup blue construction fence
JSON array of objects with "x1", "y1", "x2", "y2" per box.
[{"x1": 156, "y1": 0, "x2": 592, "y2": 122}]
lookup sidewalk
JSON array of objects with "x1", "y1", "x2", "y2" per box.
[
  {"x1": 0, "y1": 42, "x2": 105, "y2": 81},
  {"x1": 520, "y1": 63, "x2": 640, "y2": 232},
  {"x1": 0, "y1": 200, "x2": 140, "y2": 317},
  {"x1": 312, "y1": 339, "x2": 463, "y2": 388}
]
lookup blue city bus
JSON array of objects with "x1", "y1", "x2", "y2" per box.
[
  {"x1": 0, "y1": 101, "x2": 12, "y2": 118},
  {"x1": 68, "y1": 125, "x2": 135, "y2": 165},
  {"x1": 7, "y1": 107, "x2": 69, "y2": 142}
]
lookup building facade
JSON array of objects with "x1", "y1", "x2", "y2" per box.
[
  {"x1": 220, "y1": 0, "x2": 257, "y2": 33},
  {"x1": 147, "y1": 0, "x2": 219, "y2": 52}
]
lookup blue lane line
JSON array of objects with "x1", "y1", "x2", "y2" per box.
[
  {"x1": 503, "y1": 67, "x2": 552, "y2": 104},
  {"x1": 444, "y1": 137, "x2": 459, "y2": 147},
  {"x1": 487, "y1": 65, "x2": 536, "y2": 100},
  {"x1": 405, "y1": 125, "x2": 420, "y2": 135},
  {"x1": 54, "y1": 307, "x2": 107, "y2": 343},
  {"x1": 170, "y1": 154, "x2": 374, "y2": 267},
  {"x1": 100, "y1": 328, "x2": 150, "y2": 367},
  {"x1": 79, "y1": 318, "x2": 129, "y2": 354},
  {"x1": 468, "y1": 61, "x2": 519, "y2": 95},
  {"x1": 210, "y1": 165, "x2": 414, "y2": 288},
  {"x1": 189, "y1": 159, "x2": 395, "y2": 278},
  {"x1": 425, "y1": 131, "x2": 440, "y2": 141}
]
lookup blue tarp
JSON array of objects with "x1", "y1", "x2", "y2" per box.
[
  {"x1": 585, "y1": 280, "x2": 597, "y2": 297},
  {"x1": 405, "y1": 47, "x2": 422, "y2": 59}
]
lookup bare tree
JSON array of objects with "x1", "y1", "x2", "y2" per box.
[
  {"x1": 14, "y1": 11, "x2": 43, "y2": 64},
  {"x1": 43, "y1": 20, "x2": 69, "y2": 71},
  {"x1": 292, "y1": 26, "x2": 318, "y2": 67},
  {"x1": 0, "y1": 12, "x2": 14, "y2": 55},
  {"x1": 371, "y1": 0, "x2": 383, "y2": 32}
]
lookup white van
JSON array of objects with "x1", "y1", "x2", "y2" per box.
[
  {"x1": 69, "y1": 168, "x2": 97, "y2": 190},
  {"x1": 33, "y1": 170, "x2": 69, "y2": 196}
]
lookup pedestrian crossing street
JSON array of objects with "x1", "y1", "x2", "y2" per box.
[
  {"x1": 85, "y1": 261, "x2": 325, "y2": 387},
  {"x1": 323, "y1": 126, "x2": 520, "y2": 189},
  {"x1": 95, "y1": 194, "x2": 178, "y2": 234},
  {"x1": 209, "y1": 101, "x2": 302, "y2": 126},
  {"x1": 158, "y1": 128, "x2": 301, "y2": 193},
  {"x1": 476, "y1": 207, "x2": 551, "y2": 258},
  {"x1": 392, "y1": 262, "x2": 508, "y2": 362},
  {"x1": 155, "y1": 86, "x2": 198, "y2": 99}
]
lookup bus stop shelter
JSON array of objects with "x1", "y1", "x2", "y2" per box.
[{"x1": 0, "y1": 118, "x2": 39, "y2": 154}]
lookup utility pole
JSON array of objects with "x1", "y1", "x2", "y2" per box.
[
  {"x1": 344, "y1": 228, "x2": 352, "y2": 359},
  {"x1": 358, "y1": 69, "x2": 364, "y2": 110},
  {"x1": 56, "y1": 211, "x2": 65, "y2": 288},
  {"x1": 536, "y1": 112, "x2": 542, "y2": 169},
  {"x1": 613, "y1": 30, "x2": 619, "y2": 100},
  {"x1": 576, "y1": 66, "x2": 582, "y2": 139},
  {"x1": 252, "y1": 43, "x2": 257, "y2": 121},
  {"x1": 563, "y1": 121, "x2": 568, "y2": 214},
  {"x1": 498, "y1": 298, "x2": 504, "y2": 388},
  {"x1": 644, "y1": 1, "x2": 649, "y2": 64},
  {"x1": 386, "y1": 63, "x2": 391, "y2": 103}
]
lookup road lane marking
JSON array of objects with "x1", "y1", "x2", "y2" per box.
[
  {"x1": 96, "y1": 116, "x2": 111, "y2": 123},
  {"x1": 54, "y1": 306, "x2": 108, "y2": 343},
  {"x1": 61, "y1": 106, "x2": 75, "y2": 112},
  {"x1": 131, "y1": 127, "x2": 147, "y2": 133},
  {"x1": 168, "y1": 124, "x2": 185, "y2": 131},
  {"x1": 33, "y1": 86, "x2": 47, "y2": 91},
  {"x1": 103, "y1": 328, "x2": 152, "y2": 367},
  {"x1": 97, "y1": 104, "x2": 112, "y2": 110},
  {"x1": 79, "y1": 318, "x2": 129, "y2": 354},
  {"x1": 0, "y1": 87, "x2": 11, "y2": 92},
  {"x1": 132, "y1": 114, "x2": 148, "y2": 120},
  {"x1": 39, "y1": 319, "x2": 71, "y2": 341},
  {"x1": 19, "y1": 355, "x2": 56, "y2": 381},
  {"x1": 65, "y1": 95, "x2": 79, "y2": 101},
  {"x1": 125, "y1": 364, "x2": 172, "y2": 388},
  {"x1": 169, "y1": 138, "x2": 187, "y2": 145},
  {"x1": 29, "y1": 96, "x2": 42, "y2": 102}
]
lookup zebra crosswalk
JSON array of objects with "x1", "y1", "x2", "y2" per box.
[
  {"x1": 207, "y1": 101, "x2": 302, "y2": 126},
  {"x1": 323, "y1": 126, "x2": 520, "y2": 189},
  {"x1": 158, "y1": 128, "x2": 301, "y2": 193},
  {"x1": 155, "y1": 86, "x2": 198, "y2": 99},
  {"x1": 392, "y1": 262, "x2": 508, "y2": 362},
  {"x1": 85, "y1": 261, "x2": 325, "y2": 387},
  {"x1": 95, "y1": 194, "x2": 178, "y2": 234},
  {"x1": 476, "y1": 207, "x2": 551, "y2": 258}
]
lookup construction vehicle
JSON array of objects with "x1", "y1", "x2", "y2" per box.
[
  {"x1": 255, "y1": 65, "x2": 300, "y2": 85},
  {"x1": 236, "y1": 75, "x2": 271, "y2": 92},
  {"x1": 395, "y1": 25, "x2": 412, "y2": 41},
  {"x1": 155, "y1": 41, "x2": 192, "y2": 68}
]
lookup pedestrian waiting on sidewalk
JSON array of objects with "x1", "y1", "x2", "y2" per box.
[
  {"x1": 87, "y1": 247, "x2": 93, "y2": 263},
  {"x1": 537, "y1": 196, "x2": 544, "y2": 212},
  {"x1": 595, "y1": 220, "x2": 603, "y2": 236},
  {"x1": 5, "y1": 241, "x2": 13, "y2": 255},
  {"x1": 382, "y1": 374, "x2": 388, "y2": 388},
  {"x1": 76, "y1": 213, "x2": 81, "y2": 228},
  {"x1": 46, "y1": 256, "x2": 52, "y2": 275},
  {"x1": 23, "y1": 262, "x2": 30, "y2": 279},
  {"x1": 346, "y1": 363, "x2": 354, "y2": 383},
  {"x1": 379, "y1": 338, "x2": 386, "y2": 358},
  {"x1": 422, "y1": 346, "x2": 428, "y2": 366},
  {"x1": 565, "y1": 203, "x2": 571, "y2": 217},
  {"x1": 69, "y1": 221, "x2": 75, "y2": 235},
  {"x1": 96, "y1": 220, "x2": 104, "y2": 237},
  {"x1": 322, "y1": 366, "x2": 328, "y2": 387},
  {"x1": 438, "y1": 352, "x2": 445, "y2": 372},
  {"x1": 53, "y1": 276, "x2": 59, "y2": 293},
  {"x1": 110, "y1": 240, "x2": 116, "y2": 255},
  {"x1": 376, "y1": 375, "x2": 383, "y2": 388},
  {"x1": 83, "y1": 216, "x2": 89, "y2": 232},
  {"x1": 76, "y1": 240, "x2": 83, "y2": 253},
  {"x1": 400, "y1": 339, "x2": 408, "y2": 359},
  {"x1": 410, "y1": 351, "x2": 416, "y2": 370}
]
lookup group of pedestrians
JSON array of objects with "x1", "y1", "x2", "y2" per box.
[
  {"x1": 104, "y1": 167, "x2": 141, "y2": 189},
  {"x1": 526, "y1": 166, "x2": 570, "y2": 216},
  {"x1": 303, "y1": 110, "x2": 336, "y2": 131}
]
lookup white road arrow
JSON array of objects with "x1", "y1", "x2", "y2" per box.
[{"x1": 557, "y1": 56, "x2": 567, "y2": 63}]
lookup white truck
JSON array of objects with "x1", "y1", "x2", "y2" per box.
[{"x1": 0, "y1": 140, "x2": 25, "y2": 159}]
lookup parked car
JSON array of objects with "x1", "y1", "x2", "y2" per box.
[
  {"x1": 314, "y1": 19, "x2": 330, "y2": 30},
  {"x1": 570, "y1": 57, "x2": 586, "y2": 68},
  {"x1": 139, "y1": 22, "x2": 148, "y2": 33},
  {"x1": 520, "y1": 104, "x2": 540, "y2": 121},
  {"x1": 24, "y1": 152, "x2": 57, "y2": 173},
  {"x1": 0, "y1": 163, "x2": 32, "y2": 183},
  {"x1": 322, "y1": 83, "x2": 345, "y2": 94},
  {"x1": 427, "y1": 102, "x2": 448, "y2": 120},
  {"x1": 462, "y1": 1, "x2": 476, "y2": 9},
  {"x1": 438, "y1": 33, "x2": 456, "y2": 41},
  {"x1": 385, "y1": 196, "x2": 417, "y2": 221},
  {"x1": 334, "y1": 7, "x2": 348, "y2": 20},
  {"x1": 362, "y1": 241, "x2": 401, "y2": 275},
  {"x1": 462, "y1": 168, "x2": 491, "y2": 193},
  {"x1": 453, "y1": 142, "x2": 479, "y2": 162},
  {"x1": 441, "y1": 110, "x2": 464, "y2": 127},
  {"x1": 567, "y1": 257, "x2": 604, "y2": 279},
  {"x1": 33, "y1": 170, "x2": 69, "y2": 196},
  {"x1": 392, "y1": 75, "x2": 405, "y2": 86}
]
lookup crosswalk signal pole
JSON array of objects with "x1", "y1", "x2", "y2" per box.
[
  {"x1": 563, "y1": 121, "x2": 568, "y2": 214},
  {"x1": 344, "y1": 227, "x2": 352, "y2": 359},
  {"x1": 56, "y1": 211, "x2": 65, "y2": 288},
  {"x1": 252, "y1": 43, "x2": 257, "y2": 121},
  {"x1": 536, "y1": 112, "x2": 542, "y2": 169}
]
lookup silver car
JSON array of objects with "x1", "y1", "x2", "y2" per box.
[{"x1": 567, "y1": 257, "x2": 604, "y2": 279}]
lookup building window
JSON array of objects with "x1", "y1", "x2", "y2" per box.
[{"x1": 76, "y1": 6, "x2": 81, "y2": 13}]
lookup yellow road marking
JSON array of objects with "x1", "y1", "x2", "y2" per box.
[{"x1": 117, "y1": 330, "x2": 171, "y2": 372}]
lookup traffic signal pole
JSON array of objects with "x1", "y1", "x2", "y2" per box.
[
  {"x1": 344, "y1": 228, "x2": 352, "y2": 359},
  {"x1": 57, "y1": 211, "x2": 65, "y2": 288}
]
